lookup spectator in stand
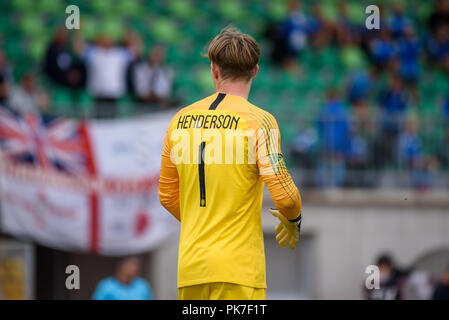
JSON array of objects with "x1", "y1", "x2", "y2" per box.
[
  {"x1": 347, "y1": 69, "x2": 373, "y2": 119},
  {"x1": 316, "y1": 89, "x2": 350, "y2": 188},
  {"x1": 374, "y1": 75, "x2": 409, "y2": 168},
  {"x1": 428, "y1": 0, "x2": 449, "y2": 36},
  {"x1": 398, "y1": 116, "x2": 437, "y2": 189},
  {"x1": 75, "y1": 33, "x2": 136, "y2": 118},
  {"x1": 346, "y1": 122, "x2": 369, "y2": 187},
  {"x1": 8, "y1": 73, "x2": 50, "y2": 114},
  {"x1": 307, "y1": 3, "x2": 331, "y2": 48},
  {"x1": 388, "y1": 1, "x2": 412, "y2": 40},
  {"x1": 369, "y1": 29, "x2": 397, "y2": 73},
  {"x1": 432, "y1": 265, "x2": 449, "y2": 300},
  {"x1": 398, "y1": 27, "x2": 421, "y2": 86},
  {"x1": 130, "y1": 45, "x2": 174, "y2": 108},
  {"x1": 335, "y1": 2, "x2": 359, "y2": 45},
  {"x1": 43, "y1": 27, "x2": 86, "y2": 90},
  {"x1": 93, "y1": 256, "x2": 153, "y2": 300},
  {"x1": 427, "y1": 25, "x2": 449, "y2": 65},
  {"x1": 398, "y1": 117, "x2": 422, "y2": 169},
  {"x1": 281, "y1": 0, "x2": 308, "y2": 70}
]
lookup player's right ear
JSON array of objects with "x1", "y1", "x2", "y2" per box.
[
  {"x1": 251, "y1": 64, "x2": 259, "y2": 80},
  {"x1": 211, "y1": 62, "x2": 220, "y2": 81}
]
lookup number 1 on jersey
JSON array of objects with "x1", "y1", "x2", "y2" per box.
[{"x1": 198, "y1": 142, "x2": 206, "y2": 207}]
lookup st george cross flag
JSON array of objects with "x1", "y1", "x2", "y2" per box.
[{"x1": 0, "y1": 107, "x2": 177, "y2": 255}]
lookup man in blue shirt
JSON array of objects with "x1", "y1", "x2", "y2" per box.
[{"x1": 93, "y1": 257, "x2": 153, "y2": 300}]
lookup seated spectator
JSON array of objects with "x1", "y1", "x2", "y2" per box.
[
  {"x1": 93, "y1": 256, "x2": 153, "y2": 300},
  {"x1": 373, "y1": 75, "x2": 409, "y2": 168},
  {"x1": 428, "y1": 0, "x2": 449, "y2": 36},
  {"x1": 398, "y1": 117, "x2": 422, "y2": 168},
  {"x1": 8, "y1": 73, "x2": 50, "y2": 114},
  {"x1": 432, "y1": 265, "x2": 449, "y2": 300},
  {"x1": 130, "y1": 45, "x2": 174, "y2": 108},
  {"x1": 307, "y1": 3, "x2": 331, "y2": 48},
  {"x1": 347, "y1": 69, "x2": 373, "y2": 109},
  {"x1": 335, "y1": 2, "x2": 359, "y2": 45},
  {"x1": 388, "y1": 1, "x2": 412, "y2": 39},
  {"x1": 75, "y1": 33, "x2": 136, "y2": 118},
  {"x1": 43, "y1": 27, "x2": 86, "y2": 90},
  {"x1": 379, "y1": 75, "x2": 409, "y2": 136},
  {"x1": 398, "y1": 27, "x2": 421, "y2": 85},
  {"x1": 399, "y1": 117, "x2": 437, "y2": 189},
  {"x1": 427, "y1": 25, "x2": 449, "y2": 64},
  {"x1": 369, "y1": 29, "x2": 397, "y2": 72},
  {"x1": 345, "y1": 122, "x2": 370, "y2": 187},
  {"x1": 316, "y1": 90, "x2": 350, "y2": 188},
  {"x1": 281, "y1": 0, "x2": 308, "y2": 70}
]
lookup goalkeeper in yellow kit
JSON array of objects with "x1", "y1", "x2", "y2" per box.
[{"x1": 158, "y1": 27, "x2": 302, "y2": 300}]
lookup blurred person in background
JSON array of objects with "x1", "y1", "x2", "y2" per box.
[
  {"x1": 316, "y1": 89, "x2": 350, "y2": 188},
  {"x1": 369, "y1": 29, "x2": 397, "y2": 74},
  {"x1": 289, "y1": 124, "x2": 319, "y2": 187},
  {"x1": 307, "y1": 3, "x2": 331, "y2": 48},
  {"x1": 398, "y1": 27, "x2": 421, "y2": 95},
  {"x1": 388, "y1": 1, "x2": 412, "y2": 40},
  {"x1": 93, "y1": 256, "x2": 153, "y2": 300},
  {"x1": 398, "y1": 116, "x2": 437, "y2": 190},
  {"x1": 280, "y1": 0, "x2": 308, "y2": 71},
  {"x1": 130, "y1": 45, "x2": 174, "y2": 108},
  {"x1": 43, "y1": 27, "x2": 86, "y2": 90},
  {"x1": 428, "y1": 0, "x2": 449, "y2": 36},
  {"x1": 403, "y1": 270, "x2": 434, "y2": 300},
  {"x1": 427, "y1": 25, "x2": 449, "y2": 65},
  {"x1": 432, "y1": 265, "x2": 449, "y2": 300},
  {"x1": 364, "y1": 254, "x2": 408, "y2": 300},
  {"x1": 335, "y1": 2, "x2": 360, "y2": 46},
  {"x1": 75, "y1": 33, "x2": 137, "y2": 118},
  {"x1": 374, "y1": 75, "x2": 409, "y2": 168},
  {"x1": 347, "y1": 69, "x2": 374, "y2": 122},
  {"x1": 8, "y1": 72, "x2": 50, "y2": 114},
  {"x1": 345, "y1": 122, "x2": 370, "y2": 187}
]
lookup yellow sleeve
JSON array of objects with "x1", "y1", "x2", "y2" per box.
[
  {"x1": 158, "y1": 125, "x2": 181, "y2": 221},
  {"x1": 255, "y1": 112, "x2": 301, "y2": 220}
]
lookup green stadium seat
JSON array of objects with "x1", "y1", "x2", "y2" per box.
[
  {"x1": 38, "y1": 0, "x2": 63, "y2": 14},
  {"x1": 168, "y1": 0, "x2": 197, "y2": 20},
  {"x1": 150, "y1": 18, "x2": 182, "y2": 44},
  {"x1": 11, "y1": 0, "x2": 34, "y2": 13}
]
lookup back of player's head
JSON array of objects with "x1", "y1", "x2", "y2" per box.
[{"x1": 207, "y1": 26, "x2": 260, "y2": 82}]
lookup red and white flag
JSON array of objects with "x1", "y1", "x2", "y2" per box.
[{"x1": 0, "y1": 107, "x2": 177, "y2": 255}]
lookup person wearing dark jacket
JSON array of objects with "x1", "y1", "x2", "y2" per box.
[{"x1": 432, "y1": 265, "x2": 449, "y2": 300}]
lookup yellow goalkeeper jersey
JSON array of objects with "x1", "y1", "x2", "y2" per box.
[{"x1": 159, "y1": 92, "x2": 301, "y2": 289}]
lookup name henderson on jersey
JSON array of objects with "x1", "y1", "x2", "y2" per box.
[{"x1": 177, "y1": 114, "x2": 240, "y2": 130}]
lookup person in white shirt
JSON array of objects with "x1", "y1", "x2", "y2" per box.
[
  {"x1": 131, "y1": 45, "x2": 174, "y2": 108},
  {"x1": 77, "y1": 34, "x2": 135, "y2": 118}
]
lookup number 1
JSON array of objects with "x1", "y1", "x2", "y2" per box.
[{"x1": 198, "y1": 142, "x2": 206, "y2": 207}]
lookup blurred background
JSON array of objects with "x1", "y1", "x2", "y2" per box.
[{"x1": 0, "y1": 0, "x2": 449, "y2": 300}]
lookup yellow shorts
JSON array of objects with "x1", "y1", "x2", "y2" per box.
[{"x1": 178, "y1": 282, "x2": 266, "y2": 300}]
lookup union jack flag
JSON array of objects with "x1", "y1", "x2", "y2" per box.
[{"x1": 0, "y1": 107, "x2": 92, "y2": 175}]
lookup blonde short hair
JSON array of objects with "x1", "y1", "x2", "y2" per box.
[{"x1": 207, "y1": 26, "x2": 260, "y2": 81}]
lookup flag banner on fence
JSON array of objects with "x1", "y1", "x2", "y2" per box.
[{"x1": 0, "y1": 107, "x2": 177, "y2": 255}]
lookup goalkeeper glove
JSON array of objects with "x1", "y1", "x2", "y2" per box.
[{"x1": 270, "y1": 208, "x2": 301, "y2": 250}]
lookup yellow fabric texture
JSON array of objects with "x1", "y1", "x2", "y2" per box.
[
  {"x1": 159, "y1": 92, "x2": 301, "y2": 289},
  {"x1": 178, "y1": 282, "x2": 266, "y2": 300}
]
